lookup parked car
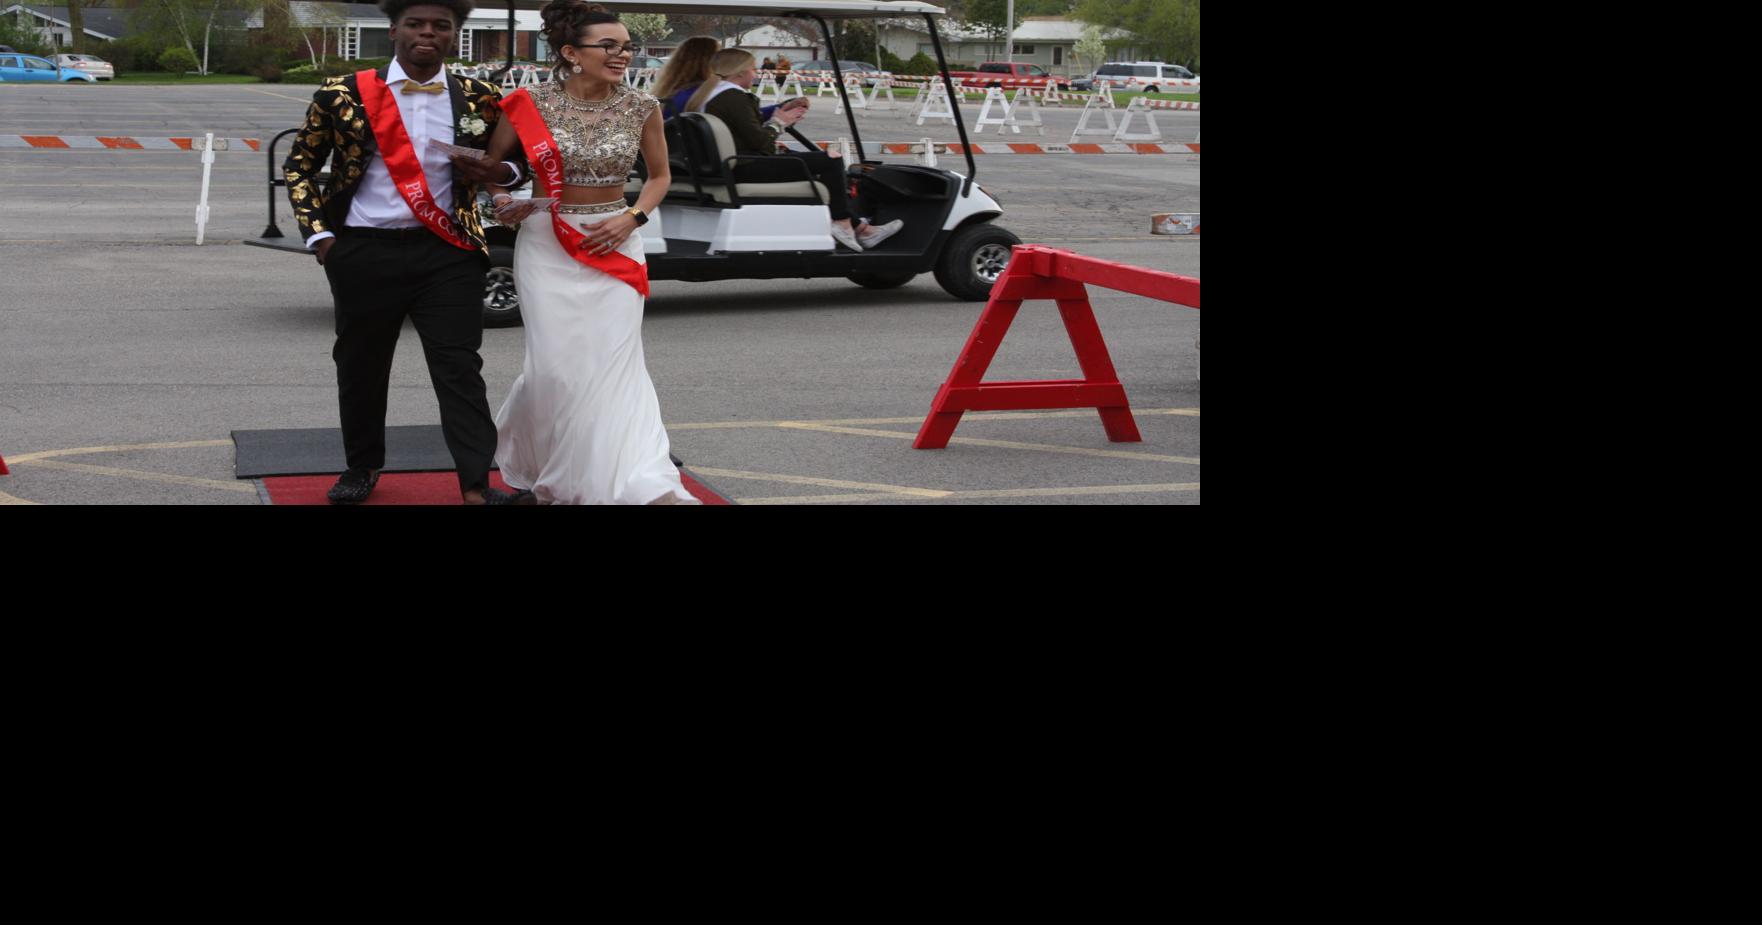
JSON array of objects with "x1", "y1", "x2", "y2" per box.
[
  {"x1": 1072, "y1": 61, "x2": 1196, "y2": 92},
  {"x1": 0, "y1": 53, "x2": 98, "y2": 82},
  {"x1": 943, "y1": 61, "x2": 1071, "y2": 91},
  {"x1": 52, "y1": 53, "x2": 115, "y2": 79},
  {"x1": 629, "y1": 54, "x2": 665, "y2": 70}
]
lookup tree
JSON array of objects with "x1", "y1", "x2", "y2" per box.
[
  {"x1": 1074, "y1": 24, "x2": 1105, "y2": 75},
  {"x1": 67, "y1": 0, "x2": 86, "y2": 54},
  {"x1": 0, "y1": 10, "x2": 51, "y2": 55},
  {"x1": 132, "y1": 0, "x2": 250, "y2": 76},
  {"x1": 623, "y1": 13, "x2": 669, "y2": 55},
  {"x1": 671, "y1": 13, "x2": 747, "y2": 45},
  {"x1": 254, "y1": 0, "x2": 346, "y2": 69},
  {"x1": 1074, "y1": 0, "x2": 1199, "y2": 69}
]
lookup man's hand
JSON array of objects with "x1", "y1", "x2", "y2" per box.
[
  {"x1": 451, "y1": 153, "x2": 509, "y2": 184},
  {"x1": 494, "y1": 197, "x2": 546, "y2": 225},
  {"x1": 315, "y1": 238, "x2": 334, "y2": 265}
]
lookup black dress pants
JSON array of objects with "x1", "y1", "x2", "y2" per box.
[
  {"x1": 322, "y1": 228, "x2": 497, "y2": 494},
  {"x1": 785, "y1": 151, "x2": 852, "y2": 221}
]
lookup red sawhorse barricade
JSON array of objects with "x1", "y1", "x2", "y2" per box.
[{"x1": 914, "y1": 244, "x2": 1200, "y2": 449}]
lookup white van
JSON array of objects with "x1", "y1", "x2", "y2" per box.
[{"x1": 1078, "y1": 62, "x2": 1198, "y2": 93}]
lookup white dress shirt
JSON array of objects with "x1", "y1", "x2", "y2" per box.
[{"x1": 306, "y1": 60, "x2": 519, "y2": 249}]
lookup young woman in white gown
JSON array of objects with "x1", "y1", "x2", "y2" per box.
[{"x1": 480, "y1": 0, "x2": 697, "y2": 504}]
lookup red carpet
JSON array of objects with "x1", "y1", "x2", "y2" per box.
[{"x1": 262, "y1": 469, "x2": 732, "y2": 505}]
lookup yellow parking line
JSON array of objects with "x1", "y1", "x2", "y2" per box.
[
  {"x1": 776, "y1": 422, "x2": 1201, "y2": 465},
  {"x1": 742, "y1": 482, "x2": 1202, "y2": 504},
  {"x1": 20, "y1": 459, "x2": 255, "y2": 492},
  {"x1": 959, "y1": 483, "x2": 1200, "y2": 499},
  {"x1": 0, "y1": 489, "x2": 40, "y2": 505},
  {"x1": 688, "y1": 466, "x2": 950, "y2": 498},
  {"x1": 668, "y1": 408, "x2": 1199, "y2": 430},
  {"x1": 5, "y1": 439, "x2": 232, "y2": 463},
  {"x1": 740, "y1": 492, "x2": 924, "y2": 504}
]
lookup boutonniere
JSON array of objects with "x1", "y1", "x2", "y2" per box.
[{"x1": 458, "y1": 114, "x2": 488, "y2": 138}]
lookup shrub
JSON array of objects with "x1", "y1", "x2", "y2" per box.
[
  {"x1": 254, "y1": 63, "x2": 283, "y2": 83},
  {"x1": 902, "y1": 52, "x2": 938, "y2": 76},
  {"x1": 105, "y1": 34, "x2": 167, "y2": 71},
  {"x1": 158, "y1": 46, "x2": 200, "y2": 75}
]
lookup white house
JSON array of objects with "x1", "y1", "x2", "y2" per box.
[
  {"x1": 728, "y1": 23, "x2": 821, "y2": 66},
  {"x1": 3, "y1": 4, "x2": 137, "y2": 47},
  {"x1": 876, "y1": 15, "x2": 1146, "y2": 77},
  {"x1": 242, "y1": 2, "x2": 547, "y2": 63}
]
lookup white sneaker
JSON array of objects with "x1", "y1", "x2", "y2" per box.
[
  {"x1": 857, "y1": 219, "x2": 904, "y2": 248},
  {"x1": 830, "y1": 223, "x2": 864, "y2": 251}
]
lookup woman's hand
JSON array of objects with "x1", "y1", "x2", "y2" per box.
[
  {"x1": 576, "y1": 214, "x2": 639, "y2": 256},
  {"x1": 774, "y1": 104, "x2": 807, "y2": 127},
  {"x1": 494, "y1": 196, "x2": 546, "y2": 225}
]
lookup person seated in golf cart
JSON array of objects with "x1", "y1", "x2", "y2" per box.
[{"x1": 685, "y1": 48, "x2": 901, "y2": 251}]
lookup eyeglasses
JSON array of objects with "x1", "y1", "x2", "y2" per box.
[{"x1": 575, "y1": 42, "x2": 638, "y2": 57}]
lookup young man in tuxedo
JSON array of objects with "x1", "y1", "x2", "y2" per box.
[{"x1": 284, "y1": 0, "x2": 531, "y2": 504}]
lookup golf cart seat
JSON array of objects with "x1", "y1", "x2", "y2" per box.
[{"x1": 664, "y1": 112, "x2": 829, "y2": 207}]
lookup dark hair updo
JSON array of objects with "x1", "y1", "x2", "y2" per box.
[{"x1": 542, "y1": 1, "x2": 621, "y2": 77}]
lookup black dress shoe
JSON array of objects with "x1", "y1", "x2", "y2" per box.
[
  {"x1": 327, "y1": 467, "x2": 380, "y2": 504},
  {"x1": 479, "y1": 487, "x2": 535, "y2": 505}
]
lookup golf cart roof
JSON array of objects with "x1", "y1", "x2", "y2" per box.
[{"x1": 499, "y1": 0, "x2": 946, "y2": 22}]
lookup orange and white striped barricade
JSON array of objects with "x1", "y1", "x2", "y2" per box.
[
  {"x1": 973, "y1": 86, "x2": 1015, "y2": 134},
  {"x1": 915, "y1": 245, "x2": 1200, "y2": 449},
  {"x1": 1005, "y1": 88, "x2": 1045, "y2": 135},
  {"x1": 833, "y1": 75, "x2": 868, "y2": 115},
  {"x1": 1114, "y1": 96, "x2": 1163, "y2": 143},
  {"x1": 914, "y1": 80, "x2": 957, "y2": 126},
  {"x1": 1069, "y1": 85, "x2": 1119, "y2": 143},
  {"x1": 755, "y1": 73, "x2": 782, "y2": 104},
  {"x1": 865, "y1": 77, "x2": 899, "y2": 111}
]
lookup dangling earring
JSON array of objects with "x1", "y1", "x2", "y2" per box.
[{"x1": 571, "y1": 59, "x2": 583, "y2": 74}]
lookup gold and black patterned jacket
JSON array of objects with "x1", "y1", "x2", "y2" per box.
[{"x1": 283, "y1": 67, "x2": 524, "y2": 255}]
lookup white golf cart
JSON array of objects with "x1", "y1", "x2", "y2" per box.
[{"x1": 247, "y1": 0, "x2": 1018, "y2": 327}]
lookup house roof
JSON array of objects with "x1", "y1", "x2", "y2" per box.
[
  {"x1": 3, "y1": 5, "x2": 131, "y2": 39},
  {"x1": 1012, "y1": 16, "x2": 1133, "y2": 43}
]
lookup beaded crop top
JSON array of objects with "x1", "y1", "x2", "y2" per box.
[{"x1": 526, "y1": 80, "x2": 658, "y2": 188}]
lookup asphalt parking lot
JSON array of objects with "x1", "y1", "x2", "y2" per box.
[{"x1": 0, "y1": 83, "x2": 1199, "y2": 505}]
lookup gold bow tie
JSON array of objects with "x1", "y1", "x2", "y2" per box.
[{"x1": 401, "y1": 81, "x2": 445, "y2": 95}]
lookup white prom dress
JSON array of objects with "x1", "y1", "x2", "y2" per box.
[{"x1": 492, "y1": 82, "x2": 697, "y2": 505}]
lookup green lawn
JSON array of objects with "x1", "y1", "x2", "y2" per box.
[{"x1": 108, "y1": 73, "x2": 261, "y2": 85}]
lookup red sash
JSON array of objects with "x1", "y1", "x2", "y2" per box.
[
  {"x1": 498, "y1": 88, "x2": 649, "y2": 297},
  {"x1": 356, "y1": 69, "x2": 477, "y2": 251}
]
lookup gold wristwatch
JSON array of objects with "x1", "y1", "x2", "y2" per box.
[{"x1": 625, "y1": 207, "x2": 648, "y2": 226}]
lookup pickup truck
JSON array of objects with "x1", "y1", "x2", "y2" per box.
[{"x1": 941, "y1": 62, "x2": 1072, "y2": 91}]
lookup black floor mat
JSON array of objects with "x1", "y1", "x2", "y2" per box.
[{"x1": 232, "y1": 426, "x2": 685, "y2": 479}]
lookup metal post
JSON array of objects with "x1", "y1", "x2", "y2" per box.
[
  {"x1": 808, "y1": 14, "x2": 865, "y2": 163},
  {"x1": 924, "y1": 13, "x2": 976, "y2": 192}
]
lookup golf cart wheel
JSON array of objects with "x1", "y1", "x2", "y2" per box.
[
  {"x1": 934, "y1": 223, "x2": 1021, "y2": 301},
  {"x1": 483, "y1": 245, "x2": 522, "y2": 328},
  {"x1": 848, "y1": 272, "x2": 916, "y2": 290}
]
